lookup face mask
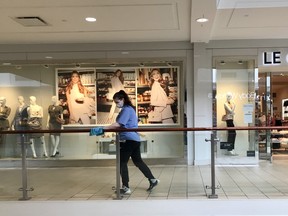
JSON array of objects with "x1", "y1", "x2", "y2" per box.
[{"x1": 116, "y1": 100, "x2": 124, "y2": 108}]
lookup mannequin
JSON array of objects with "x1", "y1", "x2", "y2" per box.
[
  {"x1": 224, "y1": 92, "x2": 237, "y2": 155},
  {"x1": 0, "y1": 97, "x2": 11, "y2": 144},
  {"x1": 11, "y1": 96, "x2": 29, "y2": 146},
  {"x1": 11, "y1": 96, "x2": 29, "y2": 131},
  {"x1": 0, "y1": 97, "x2": 11, "y2": 129},
  {"x1": 27, "y1": 96, "x2": 47, "y2": 158},
  {"x1": 47, "y1": 96, "x2": 64, "y2": 157}
]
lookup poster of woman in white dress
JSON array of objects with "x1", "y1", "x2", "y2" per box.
[
  {"x1": 136, "y1": 67, "x2": 179, "y2": 125},
  {"x1": 96, "y1": 68, "x2": 136, "y2": 124},
  {"x1": 56, "y1": 68, "x2": 96, "y2": 125}
]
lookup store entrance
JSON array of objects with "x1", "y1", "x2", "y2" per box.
[{"x1": 258, "y1": 71, "x2": 288, "y2": 160}]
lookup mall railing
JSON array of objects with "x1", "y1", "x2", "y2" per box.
[{"x1": 0, "y1": 125, "x2": 285, "y2": 200}]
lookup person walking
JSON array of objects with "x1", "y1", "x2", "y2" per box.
[{"x1": 92, "y1": 90, "x2": 159, "y2": 195}]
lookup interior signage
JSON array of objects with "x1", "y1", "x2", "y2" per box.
[
  {"x1": 263, "y1": 51, "x2": 281, "y2": 65},
  {"x1": 259, "y1": 49, "x2": 288, "y2": 67}
]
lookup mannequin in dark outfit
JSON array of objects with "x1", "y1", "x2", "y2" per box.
[
  {"x1": 46, "y1": 96, "x2": 64, "y2": 157},
  {"x1": 224, "y1": 92, "x2": 236, "y2": 155},
  {"x1": 0, "y1": 97, "x2": 11, "y2": 146}
]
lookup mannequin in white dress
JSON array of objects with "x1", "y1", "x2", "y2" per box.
[{"x1": 27, "y1": 96, "x2": 48, "y2": 158}]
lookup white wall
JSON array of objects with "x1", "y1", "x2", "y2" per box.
[{"x1": 192, "y1": 43, "x2": 213, "y2": 165}]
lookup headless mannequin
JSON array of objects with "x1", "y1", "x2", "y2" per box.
[
  {"x1": 0, "y1": 97, "x2": 11, "y2": 129},
  {"x1": 224, "y1": 92, "x2": 237, "y2": 155},
  {"x1": 27, "y1": 96, "x2": 47, "y2": 158},
  {"x1": 11, "y1": 96, "x2": 28, "y2": 131},
  {"x1": 46, "y1": 96, "x2": 63, "y2": 157},
  {"x1": 11, "y1": 96, "x2": 29, "y2": 149},
  {"x1": 0, "y1": 97, "x2": 11, "y2": 144}
]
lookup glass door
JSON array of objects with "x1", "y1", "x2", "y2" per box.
[
  {"x1": 256, "y1": 73, "x2": 272, "y2": 160},
  {"x1": 213, "y1": 58, "x2": 259, "y2": 165}
]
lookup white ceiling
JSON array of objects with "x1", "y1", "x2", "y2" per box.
[{"x1": 1, "y1": 0, "x2": 288, "y2": 44}]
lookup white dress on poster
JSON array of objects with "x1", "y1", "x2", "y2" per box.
[
  {"x1": 69, "y1": 84, "x2": 91, "y2": 124},
  {"x1": 150, "y1": 81, "x2": 173, "y2": 123}
]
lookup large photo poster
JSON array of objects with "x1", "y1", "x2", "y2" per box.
[
  {"x1": 136, "y1": 67, "x2": 179, "y2": 125},
  {"x1": 56, "y1": 68, "x2": 96, "y2": 125},
  {"x1": 56, "y1": 66, "x2": 179, "y2": 126},
  {"x1": 96, "y1": 67, "x2": 179, "y2": 125},
  {"x1": 96, "y1": 68, "x2": 136, "y2": 124}
]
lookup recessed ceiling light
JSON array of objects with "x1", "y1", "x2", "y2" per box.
[
  {"x1": 45, "y1": 56, "x2": 53, "y2": 59},
  {"x1": 2, "y1": 62, "x2": 11, "y2": 66},
  {"x1": 196, "y1": 17, "x2": 209, "y2": 23},
  {"x1": 220, "y1": 60, "x2": 226, "y2": 65},
  {"x1": 85, "y1": 17, "x2": 96, "y2": 22}
]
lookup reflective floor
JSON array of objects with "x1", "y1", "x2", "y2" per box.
[
  {"x1": 1, "y1": 160, "x2": 288, "y2": 216},
  {"x1": 1, "y1": 160, "x2": 288, "y2": 201}
]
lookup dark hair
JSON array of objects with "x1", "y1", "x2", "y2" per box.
[
  {"x1": 114, "y1": 69, "x2": 124, "y2": 84},
  {"x1": 66, "y1": 70, "x2": 86, "y2": 94},
  {"x1": 149, "y1": 68, "x2": 162, "y2": 88},
  {"x1": 113, "y1": 90, "x2": 133, "y2": 107}
]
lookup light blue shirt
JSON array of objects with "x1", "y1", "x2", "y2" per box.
[{"x1": 116, "y1": 105, "x2": 140, "y2": 141}]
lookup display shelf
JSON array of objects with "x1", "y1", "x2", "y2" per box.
[
  {"x1": 97, "y1": 101, "x2": 113, "y2": 105},
  {"x1": 138, "y1": 101, "x2": 150, "y2": 105}
]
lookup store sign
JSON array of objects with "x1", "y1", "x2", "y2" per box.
[
  {"x1": 263, "y1": 51, "x2": 281, "y2": 65},
  {"x1": 259, "y1": 49, "x2": 288, "y2": 67}
]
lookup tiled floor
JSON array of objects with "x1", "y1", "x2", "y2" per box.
[
  {"x1": 1, "y1": 159, "x2": 288, "y2": 201},
  {"x1": 2, "y1": 160, "x2": 288, "y2": 216}
]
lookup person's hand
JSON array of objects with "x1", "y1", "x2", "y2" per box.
[
  {"x1": 90, "y1": 127, "x2": 104, "y2": 136},
  {"x1": 167, "y1": 97, "x2": 175, "y2": 105}
]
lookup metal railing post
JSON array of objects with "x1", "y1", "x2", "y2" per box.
[
  {"x1": 205, "y1": 133, "x2": 219, "y2": 199},
  {"x1": 114, "y1": 132, "x2": 122, "y2": 199},
  {"x1": 18, "y1": 134, "x2": 33, "y2": 200}
]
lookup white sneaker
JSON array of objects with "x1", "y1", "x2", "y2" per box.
[
  {"x1": 120, "y1": 186, "x2": 131, "y2": 195},
  {"x1": 226, "y1": 150, "x2": 238, "y2": 156},
  {"x1": 147, "y1": 179, "x2": 160, "y2": 191}
]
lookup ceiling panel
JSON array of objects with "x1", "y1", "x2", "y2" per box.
[
  {"x1": 0, "y1": 0, "x2": 287, "y2": 44},
  {"x1": 0, "y1": 4, "x2": 179, "y2": 32},
  {"x1": 228, "y1": 8, "x2": 288, "y2": 28}
]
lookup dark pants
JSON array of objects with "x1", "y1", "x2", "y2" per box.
[
  {"x1": 120, "y1": 140, "x2": 155, "y2": 188},
  {"x1": 226, "y1": 119, "x2": 236, "y2": 151}
]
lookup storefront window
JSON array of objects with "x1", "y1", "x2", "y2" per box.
[
  {"x1": 0, "y1": 63, "x2": 184, "y2": 161},
  {"x1": 213, "y1": 58, "x2": 259, "y2": 165}
]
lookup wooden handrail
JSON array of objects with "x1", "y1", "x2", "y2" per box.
[{"x1": 0, "y1": 126, "x2": 286, "y2": 134}]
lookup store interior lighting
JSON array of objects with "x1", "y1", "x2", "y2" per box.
[{"x1": 196, "y1": 15, "x2": 209, "y2": 23}]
